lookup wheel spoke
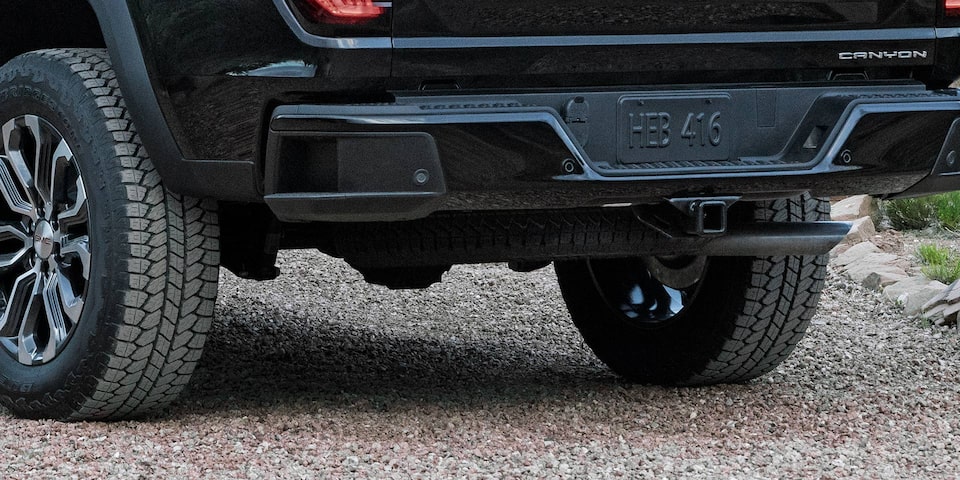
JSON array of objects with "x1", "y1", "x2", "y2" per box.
[
  {"x1": 0, "y1": 223, "x2": 29, "y2": 242},
  {"x1": 41, "y1": 272, "x2": 69, "y2": 361},
  {"x1": 0, "y1": 224, "x2": 30, "y2": 270},
  {"x1": 0, "y1": 247, "x2": 29, "y2": 271},
  {"x1": 0, "y1": 157, "x2": 35, "y2": 218},
  {"x1": 28, "y1": 115, "x2": 57, "y2": 207},
  {"x1": 23, "y1": 115, "x2": 43, "y2": 149},
  {"x1": 56, "y1": 268, "x2": 84, "y2": 324},
  {"x1": 0, "y1": 267, "x2": 38, "y2": 338},
  {"x1": 1, "y1": 118, "x2": 38, "y2": 209},
  {"x1": 16, "y1": 273, "x2": 45, "y2": 365},
  {"x1": 47, "y1": 137, "x2": 73, "y2": 208},
  {"x1": 57, "y1": 176, "x2": 87, "y2": 230},
  {"x1": 60, "y1": 234, "x2": 91, "y2": 280}
]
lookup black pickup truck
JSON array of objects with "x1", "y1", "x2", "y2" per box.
[{"x1": 1, "y1": 0, "x2": 959, "y2": 420}]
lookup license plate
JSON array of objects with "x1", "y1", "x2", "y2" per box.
[{"x1": 617, "y1": 95, "x2": 733, "y2": 164}]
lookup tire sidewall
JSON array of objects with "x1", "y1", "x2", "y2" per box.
[
  {"x1": 556, "y1": 196, "x2": 829, "y2": 385},
  {"x1": 0, "y1": 54, "x2": 126, "y2": 413},
  {"x1": 558, "y1": 256, "x2": 754, "y2": 381}
]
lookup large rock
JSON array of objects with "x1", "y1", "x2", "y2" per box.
[
  {"x1": 842, "y1": 252, "x2": 905, "y2": 283},
  {"x1": 834, "y1": 241, "x2": 881, "y2": 267},
  {"x1": 831, "y1": 195, "x2": 876, "y2": 221},
  {"x1": 921, "y1": 279, "x2": 960, "y2": 326},
  {"x1": 903, "y1": 284, "x2": 948, "y2": 316},
  {"x1": 884, "y1": 276, "x2": 938, "y2": 302},
  {"x1": 883, "y1": 277, "x2": 948, "y2": 316},
  {"x1": 843, "y1": 216, "x2": 876, "y2": 245},
  {"x1": 829, "y1": 243, "x2": 851, "y2": 258}
]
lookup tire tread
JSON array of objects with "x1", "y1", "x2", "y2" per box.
[
  {"x1": 556, "y1": 194, "x2": 829, "y2": 386},
  {"x1": 0, "y1": 49, "x2": 219, "y2": 420}
]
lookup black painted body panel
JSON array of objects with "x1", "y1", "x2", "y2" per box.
[
  {"x1": 390, "y1": 0, "x2": 942, "y2": 88},
  {"x1": 393, "y1": 0, "x2": 933, "y2": 37},
  {"x1": 128, "y1": 0, "x2": 391, "y2": 163},
  {"x1": 73, "y1": 0, "x2": 960, "y2": 210},
  {"x1": 120, "y1": 0, "x2": 953, "y2": 165}
]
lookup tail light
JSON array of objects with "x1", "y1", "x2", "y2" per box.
[
  {"x1": 948, "y1": 0, "x2": 960, "y2": 16},
  {"x1": 298, "y1": 0, "x2": 386, "y2": 24}
]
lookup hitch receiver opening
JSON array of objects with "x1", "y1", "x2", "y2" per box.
[
  {"x1": 667, "y1": 197, "x2": 739, "y2": 236},
  {"x1": 689, "y1": 200, "x2": 728, "y2": 235}
]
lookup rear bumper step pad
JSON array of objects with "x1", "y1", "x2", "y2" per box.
[{"x1": 264, "y1": 86, "x2": 960, "y2": 222}]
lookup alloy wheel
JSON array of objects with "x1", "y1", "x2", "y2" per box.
[
  {"x1": 586, "y1": 256, "x2": 706, "y2": 326},
  {"x1": 0, "y1": 115, "x2": 90, "y2": 365}
]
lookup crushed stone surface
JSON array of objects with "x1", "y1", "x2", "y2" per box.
[{"x1": 2, "y1": 250, "x2": 959, "y2": 479}]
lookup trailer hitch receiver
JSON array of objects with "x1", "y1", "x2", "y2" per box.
[{"x1": 667, "y1": 197, "x2": 739, "y2": 235}]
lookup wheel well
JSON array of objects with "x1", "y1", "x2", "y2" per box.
[{"x1": 0, "y1": 1, "x2": 105, "y2": 66}]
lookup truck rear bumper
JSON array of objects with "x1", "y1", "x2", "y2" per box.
[{"x1": 264, "y1": 85, "x2": 960, "y2": 222}]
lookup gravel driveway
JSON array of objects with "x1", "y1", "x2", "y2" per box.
[{"x1": 2, "y1": 250, "x2": 959, "y2": 479}]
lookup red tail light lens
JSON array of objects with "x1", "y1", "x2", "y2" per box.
[
  {"x1": 305, "y1": 0, "x2": 384, "y2": 23},
  {"x1": 948, "y1": 0, "x2": 960, "y2": 16}
]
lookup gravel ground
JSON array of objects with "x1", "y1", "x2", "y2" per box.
[{"x1": 2, "y1": 250, "x2": 959, "y2": 479}]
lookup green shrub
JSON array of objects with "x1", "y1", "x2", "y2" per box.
[
  {"x1": 883, "y1": 192, "x2": 960, "y2": 231},
  {"x1": 917, "y1": 244, "x2": 952, "y2": 265},
  {"x1": 932, "y1": 191, "x2": 960, "y2": 231},
  {"x1": 917, "y1": 243, "x2": 960, "y2": 284},
  {"x1": 884, "y1": 197, "x2": 937, "y2": 230},
  {"x1": 921, "y1": 263, "x2": 960, "y2": 284}
]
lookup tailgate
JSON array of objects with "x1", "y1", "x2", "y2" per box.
[{"x1": 390, "y1": 0, "x2": 942, "y2": 88}]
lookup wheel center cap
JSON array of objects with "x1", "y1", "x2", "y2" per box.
[{"x1": 33, "y1": 220, "x2": 55, "y2": 260}]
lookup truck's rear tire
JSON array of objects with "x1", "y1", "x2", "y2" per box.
[
  {"x1": 555, "y1": 194, "x2": 829, "y2": 385},
  {"x1": 0, "y1": 49, "x2": 219, "y2": 420}
]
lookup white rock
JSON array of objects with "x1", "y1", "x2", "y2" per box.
[
  {"x1": 902, "y1": 282, "x2": 949, "y2": 316},
  {"x1": 920, "y1": 279, "x2": 960, "y2": 322},
  {"x1": 921, "y1": 279, "x2": 960, "y2": 311},
  {"x1": 843, "y1": 253, "x2": 905, "y2": 283},
  {"x1": 831, "y1": 195, "x2": 875, "y2": 221},
  {"x1": 843, "y1": 216, "x2": 876, "y2": 245},
  {"x1": 884, "y1": 276, "x2": 937, "y2": 303},
  {"x1": 829, "y1": 243, "x2": 851, "y2": 258},
  {"x1": 834, "y1": 242, "x2": 881, "y2": 267},
  {"x1": 847, "y1": 265, "x2": 909, "y2": 284}
]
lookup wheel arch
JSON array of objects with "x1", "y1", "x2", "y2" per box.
[
  {"x1": 83, "y1": 0, "x2": 189, "y2": 195},
  {"x1": 5, "y1": 2, "x2": 299, "y2": 280},
  {"x1": 1, "y1": 1, "x2": 181, "y2": 189},
  {"x1": 2, "y1": 1, "x2": 258, "y2": 203}
]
